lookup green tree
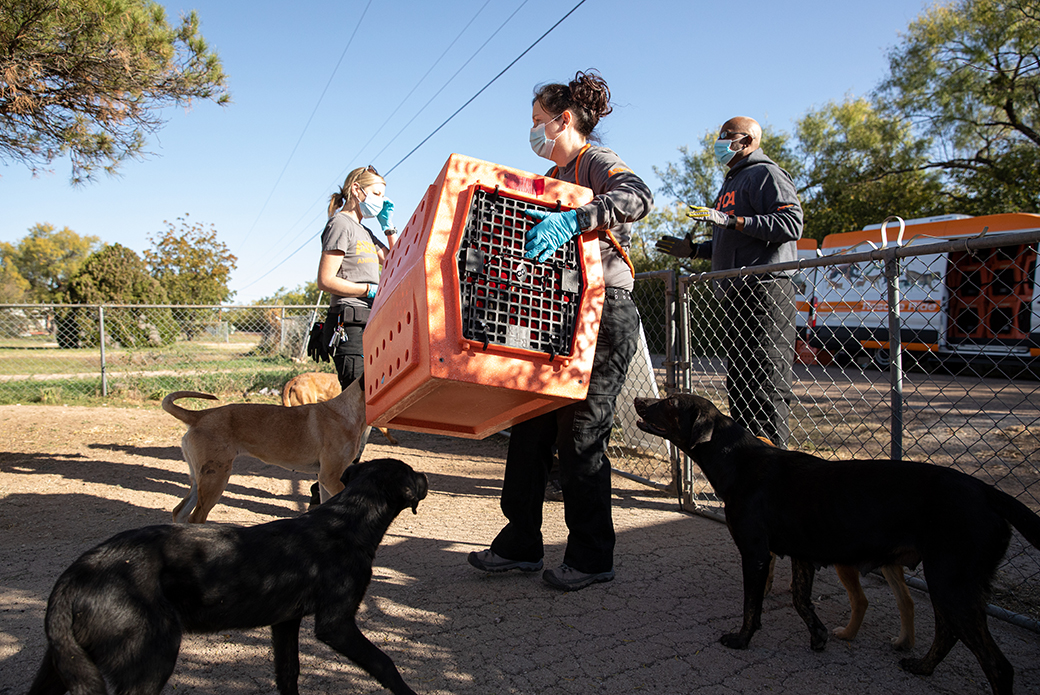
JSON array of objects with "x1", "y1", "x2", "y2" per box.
[
  {"x1": 65, "y1": 243, "x2": 176, "y2": 347},
  {"x1": 794, "y1": 97, "x2": 947, "y2": 239},
  {"x1": 144, "y1": 215, "x2": 237, "y2": 305},
  {"x1": 2, "y1": 223, "x2": 100, "y2": 301},
  {"x1": 258, "y1": 282, "x2": 321, "y2": 306},
  {"x1": 0, "y1": 248, "x2": 30, "y2": 303},
  {"x1": 878, "y1": 0, "x2": 1039, "y2": 212},
  {"x1": 630, "y1": 202, "x2": 710, "y2": 275},
  {"x1": 144, "y1": 215, "x2": 236, "y2": 340},
  {"x1": 0, "y1": 0, "x2": 229, "y2": 183}
]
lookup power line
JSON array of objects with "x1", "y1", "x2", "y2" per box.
[
  {"x1": 238, "y1": 0, "x2": 594, "y2": 293},
  {"x1": 341, "y1": 0, "x2": 495, "y2": 174},
  {"x1": 238, "y1": 0, "x2": 374, "y2": 246},
  {"x1": 235, "y1": 224, "x2": 326, "y2": 295},
  {"x1": 244, "y1": 0, "x2": 497, "y2": 277},
  {"x1": 369, "y1": 0, "x2": 530, "y2": 167},
  {"x1": 387, "y1": 0, "x2": 587, "y2": 175}
]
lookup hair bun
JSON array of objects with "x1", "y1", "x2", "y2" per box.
[
  {"x1": 569, "y1": 70, "x2": 612, "y2": 119},
  {"x1": 532, "y1": 69, "x2": 613, "y2": 139}
]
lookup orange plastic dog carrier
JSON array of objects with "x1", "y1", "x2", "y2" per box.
[{"x1": 363, "y1": 153, "x2": 604, "y2": 439}]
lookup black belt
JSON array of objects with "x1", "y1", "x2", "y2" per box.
[
  {"x1": 330, "y1": 304, "x2": 371, "y2": 325},
  {"x1": 605, "y1": 287, "x2": 631, "y2": 300}
]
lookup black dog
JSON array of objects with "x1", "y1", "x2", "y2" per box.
[
  {"x1": 28, "y1": 458, "x2": 428, "y2": 695},
  {"x1": 635, "y1": 393, "x2": 1040, "y2": 695}
]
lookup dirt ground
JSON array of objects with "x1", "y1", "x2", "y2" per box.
[{"x1": 3, "y1": 403, "x2": 1040, "y2": 694}]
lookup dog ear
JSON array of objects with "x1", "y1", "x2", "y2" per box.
[
  {"x1": 688, "y1": 408, "x2": 715, "y2": 446},
  {"x1": 405, "y1": 472, "x2": 429, "y2": 515},
  {"x1": 341, "y1": 462, "x2": 362, "y2": 486}
]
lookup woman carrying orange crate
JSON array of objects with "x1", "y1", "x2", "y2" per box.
[{"x1": 468, "y1": 70, "x2": 653, "y2": 590}]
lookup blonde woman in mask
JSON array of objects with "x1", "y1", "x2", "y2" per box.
[
  {"x1": 317, "y1": 165, "x2": 396, "y2": 390},
  {"x1": 468, "y1": 70, "x2": 654, "y2": 591}
]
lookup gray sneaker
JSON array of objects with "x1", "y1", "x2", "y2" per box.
[
  {"x1": 468, "y1": 549, "x2": 543, "y2": 573},
  {"x1": 542, "y1": 564, "x2": 615, "y2": 591}
]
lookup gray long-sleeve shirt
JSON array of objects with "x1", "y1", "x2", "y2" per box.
[
  {"x1": 549, "y1": 145, "x2": 654, "y2": 290},
  {"x1": 693, "y1": 149, "x2": 803, "y2": 274}
]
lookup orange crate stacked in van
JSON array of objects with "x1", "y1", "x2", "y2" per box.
[{"x1": 363, "y1": 153, "x2": 604, "y2": 439}]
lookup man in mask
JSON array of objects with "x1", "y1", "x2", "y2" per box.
[{"x1": 656, "y1": 116, "x2": 803, "y2": 447}]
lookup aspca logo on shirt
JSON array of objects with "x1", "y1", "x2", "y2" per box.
[
  {"x1": 357, "y1": 238, "x2": 378, "y2": 263},
  {"x1": 717, "y1": 191, "x2": 737, "y2": 213}
]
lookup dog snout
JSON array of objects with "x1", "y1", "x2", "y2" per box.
[{"x1": 634, "y1": 397, "x2": 658, "y2": 416}]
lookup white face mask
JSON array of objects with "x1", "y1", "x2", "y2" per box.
[
  {"x1": 358, "y1": 188, "x2": 384, "y2": 218},
  {"x1": 529, "y1": 113, "x2": 563, "y2": 159}
]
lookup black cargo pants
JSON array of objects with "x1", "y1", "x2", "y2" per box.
[
  {"x1": 723, "y1": 275, "x2": 796, "y2": 448},
  {"x1": 490, "y1": 288, "x2": 640, "y2": 574}
]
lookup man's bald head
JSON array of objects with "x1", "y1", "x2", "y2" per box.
[{"x1": 719, "y1": 117, "x2": 761, "y2": 167}]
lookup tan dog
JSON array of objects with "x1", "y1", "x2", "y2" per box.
[
  {"x1": 282, "y1": 371, "x2": 342, "y2": 407},
  {"x1": 764, "y1": 553, "x2": 914, "y2": 649},
  {"x1": 282, "y1": 372, "x2": 398, "y2": 445},
  {"x1": 162, "y1": 376, "x2": 368, "y2": 523},
  {"x1": 756, "y1": 437, "x2": 915, "y2": 650}
]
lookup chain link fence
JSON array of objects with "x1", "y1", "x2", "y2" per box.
[
  {"x1": 0, "y1": 304, "x2": 333, "y2": 404},
  {"x1": 677, "y1": 228, "x2": 1040, "y2": 624},
  {"x1": 606, "y1": 271, "x2": 678, "y2": 489},
  {"x1": 6, "y1": 236, "x2": 1040, "y2": 622}
]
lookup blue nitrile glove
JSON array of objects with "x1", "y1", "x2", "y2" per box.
[
  {"x1": 377, "y1": 199, "x2": 395, "y2": 232},
  {"x1": 365, "y1": 283, "x2": 378, "y2": 301},
  {"x1": 523, "y1": 209, "x2": 580, "y2": 262}
]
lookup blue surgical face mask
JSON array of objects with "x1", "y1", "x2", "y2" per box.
[
  {"x1": 529, "y1": 113, "x2": 564, "y2": 159},
  {"x1": 358, "y1": 189, "x2": 384, "y2": 218},
  {"x1": 714, "y1": 138, "x2": 743, "y2": 166}
]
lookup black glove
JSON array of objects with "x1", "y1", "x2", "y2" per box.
[
  {"x1": 307, "y1": 321, "x2": 330, "y2": 363},
  {"x1": 656, "y1": 233, "x2": 694, "y2": 258}
]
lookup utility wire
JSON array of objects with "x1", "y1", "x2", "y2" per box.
[
  {"x1": 386, "y1": 0, "x2": 587, "y2": 175},
  {"x1": 342, "y1": 0, "x2": 495, "y2": 174},
  {"x1": 369, "y1": 0, "x2": 530, "y2": 167},
  {"x1": 234, "y1": 0, "x2": 586, "y2": 295},
  {"x1": 245, "y1": 0, "x2": 496, "y2": 275},
  {"x1": 238, "y1": 0, "x2": 374, "y2": 246}
]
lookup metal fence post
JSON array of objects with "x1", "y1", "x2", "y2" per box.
[
  {"x1": 884, "y1": 250, "x2": 904, "y2": 461},
  {"x1": 677, "y1": 277, "x2": 691, "y2": 396},
  {"x1": 664, "y1": 270, "x2": 677, "y2": 395},
  {"x1": 279, "y1": 307, "x2": 286, "y2": 352},
  {"x1": 98, "y1": 305, "x2": 108, "y2": 397},
  {"x1": 676, "y1": 276, "x2": 693, "y2": 511}
]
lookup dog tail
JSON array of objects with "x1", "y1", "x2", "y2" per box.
[
  {"x1": 161, "y1": 391, "x2": 218, "y2": 426},
  {"x1": 281, "y1": 382, "x2": 294, "y2": 407},
  {"x1": 36, "y1": 581, "x2": 107, "y2": 693},
  {"x1": 988, "y1": 484, "x2": 1040, "y2": 550}
]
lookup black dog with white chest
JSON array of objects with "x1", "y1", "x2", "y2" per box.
[
  {"x1": 28, "y1": 458, "x2": 428, "y2": 695},
  {"x1": 635, "y1": 393, "x2": 1040, "y2": 695}
]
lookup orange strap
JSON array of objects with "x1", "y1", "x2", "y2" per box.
[{"x1": 553, "y1": 144, "x2": 635, "y2": 278}]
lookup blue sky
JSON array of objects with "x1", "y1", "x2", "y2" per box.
[{"x1": 1, "y1": 0, "x2": 931, "y2": 303}]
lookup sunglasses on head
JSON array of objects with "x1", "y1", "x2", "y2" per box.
[
  {"x1": 366, "y1": 165, "x2": 379, "y2": 176},
  {"x1": 719, "y1": 130, "x2": 749, "y2": 141}
]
